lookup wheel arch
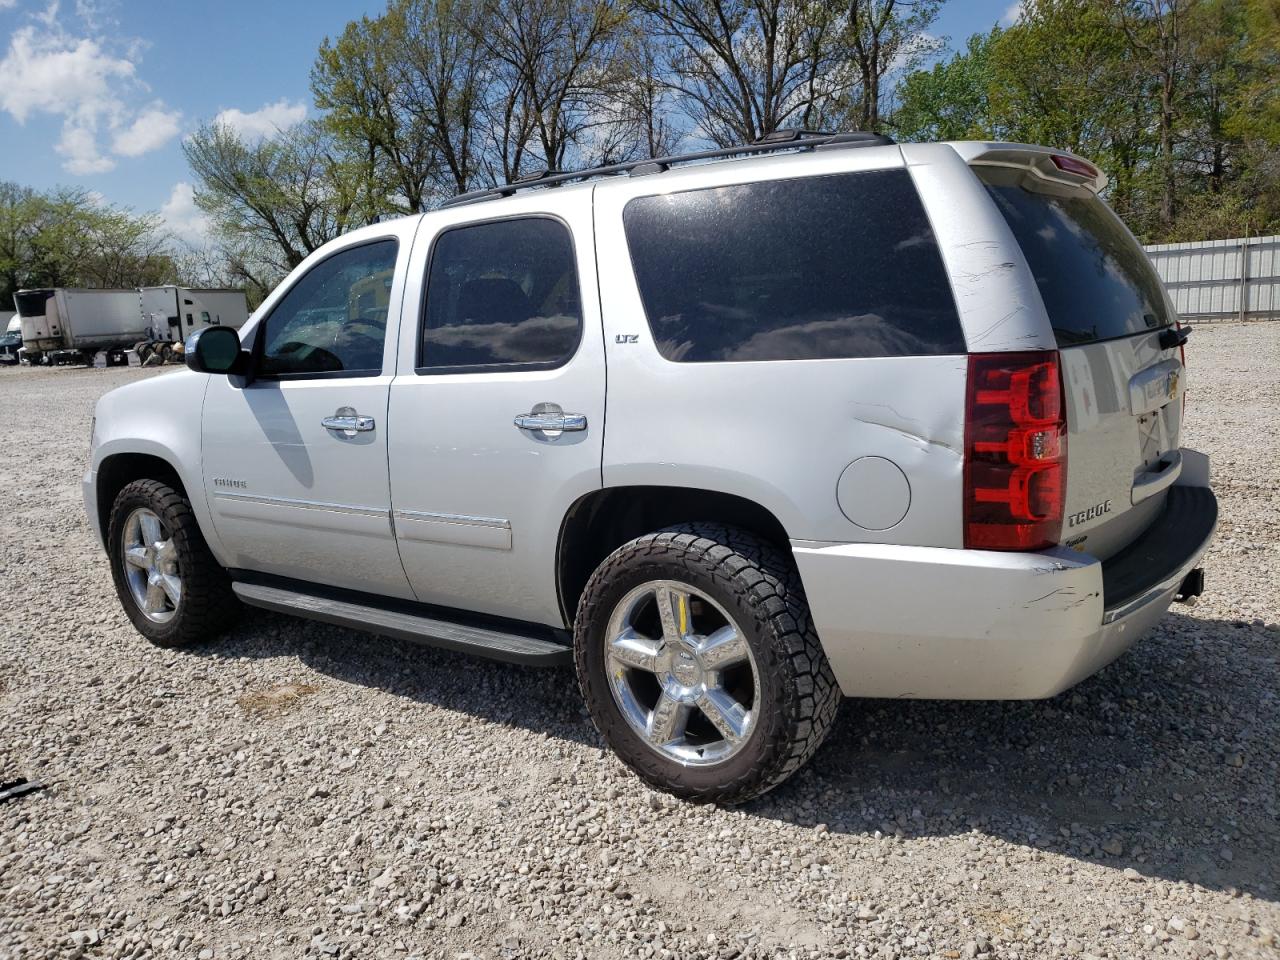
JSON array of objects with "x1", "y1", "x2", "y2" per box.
[
  {"x1": 94, "y1": 451, "x2": 189, "y2": 546},
  {"x1": 555, "y1": 485, "x2": 793, "y2": 626}
]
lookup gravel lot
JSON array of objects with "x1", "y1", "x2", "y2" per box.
[{"x1": 1, "y1": 323, "x2": 1277, "y2": 960}]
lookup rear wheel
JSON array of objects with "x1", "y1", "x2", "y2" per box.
[
  {"x1": 107, "y1": 479, "x2": 238, "y2": 647},
  {"x1": 574, "y1": 524, "x2": 840, "y2": 804}
]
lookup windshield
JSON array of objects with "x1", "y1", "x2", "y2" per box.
[{"x1": 976, "y1": 166, "x2": 1172, "y2": 346}]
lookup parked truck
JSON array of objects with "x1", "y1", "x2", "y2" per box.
[
  {"x1": 15, "y1": 289, "x2": 145, "y2": 366},
  {"x1": 135, "y1": 287, "x2": 250, "y2": 365},
  {"x1": 14, "y1": 286, "x2": 249, "y2": 366}
]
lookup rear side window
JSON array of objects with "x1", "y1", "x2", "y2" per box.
[
  {"x1": 420, "y1": 217, "x2": 582, "y2": 372},
  {"x1": 977, "y1": 166, "x2": 1171, "y2": 345},
  {"x1": 622, "y1": 170, "x2": 965, "y2": 362}
]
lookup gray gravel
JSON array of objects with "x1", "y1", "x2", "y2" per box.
[{"x1": 1, "y1": 323, "x2": 1278, "y2": 960}]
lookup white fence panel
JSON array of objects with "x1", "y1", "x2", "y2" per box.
[{"x1": 1144, "y1": 235, "x2": 1280, "y2": 322}]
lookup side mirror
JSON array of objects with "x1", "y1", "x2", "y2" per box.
[{"x1": 185, "y1": 326, "x2": 247, "y2": 375}]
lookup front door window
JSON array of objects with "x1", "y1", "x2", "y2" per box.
[{"x1": 259, "y1": 240, "x2": 398, "y2": 377}]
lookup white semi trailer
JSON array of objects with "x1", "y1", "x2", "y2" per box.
[
  {"x1": 15, "y1": 289, "x2": 146, "y2": 365},
  {"x1": 15, "y1": 286, "x2": 249, "y2": 366},
  {"x1": 136, "y1": 287, "x2": 250, "y2": 364}
]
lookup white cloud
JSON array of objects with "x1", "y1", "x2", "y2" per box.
[
  {"x1": 58, "y1": 123, "x2": 115, "y2": 173},
  {"x1": 0, "y1": 9, "x2": 182, "y2": 174},
  {"x1": 213, "y1": 98, "x2": 307, "y2": 140},
  {"x1": 0, "y1": 23, "x2": 133, "y2": 123},
  {"x1": 160, "y1": 181, "x2": 211, "y2": 248},
  {"x1": 0, "y1": 0, "x2": 20, "y2": 10},
  {"x1": 1001, "y1": 1, "x2": 1025, "y2": 26},
  {"x1": 111, "y1": 103, "x2": 181, "y2": 156}
]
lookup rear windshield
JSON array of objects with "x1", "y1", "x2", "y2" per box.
[
  {"x1": 977, "y1": 166, "x2": 1171, "y2": 346},
  {"x1": 622, "y1": 169, "x2": 965, "y2": 362}
]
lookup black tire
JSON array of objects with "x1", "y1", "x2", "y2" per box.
[
  {"x1": 574, "y1": 524, "x2": 840, "y2": 804},
  {"x1": 107, "y1": 479, "x2": 239, "y2": 647}
]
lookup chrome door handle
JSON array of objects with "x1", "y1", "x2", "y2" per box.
[
  {"x1": 514, "y1": 413, "x2": 588, "y2": 432},
  {"x1": 322, "y1": 414, "x2": 375, "y2": 432},
  {"x1": 514, "y1": 403, "x2": 587, "y2": 433}
]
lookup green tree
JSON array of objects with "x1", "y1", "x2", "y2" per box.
[
  {"x1": 841, "y1": 0, "x2": 945, "y2": 132},
  {"x1": 1, "y1": 182, "x2": 174, "y2": 307},
  {"x1": 890, "y1": 28, "x2": 1000, "y2": 141},
  {"x1": 313, "y1": 10, "x2": 439, "y2": 212},
  {"x1": 183, "y1": 121, "x2": 364, "y2": 293},
  {"x1": 988, "y1": 0, "x2": 1132, "y2": 156}
]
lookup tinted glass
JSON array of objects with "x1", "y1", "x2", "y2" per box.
[
  {"x1": 622, "y1": 170, "x2": 965, "y2": 362},
  {"x1": 421, "y1": 218, "x2": 582, "y2": 370},
  {"x1": 977, "y1": 166, "x2": 1171, "y2": 345},
  {"x1": 259, "y1": 239, "x2": 398, "y2": 376}
]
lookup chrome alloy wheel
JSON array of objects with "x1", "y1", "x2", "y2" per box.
[
  {"x1": 120, "y1": 507, "x2": 182, "y2": 623},
  {"x1": 604, "y1": 580, "x2": 759, "y2": 766}
]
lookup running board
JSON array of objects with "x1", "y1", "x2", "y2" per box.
[{"x1": 231, "y1": 581, "x2": 571, "y2": 667}]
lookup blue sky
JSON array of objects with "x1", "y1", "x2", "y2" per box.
[{"x1": 0, "y1": 0, "x2": 1019, "y2": 244}]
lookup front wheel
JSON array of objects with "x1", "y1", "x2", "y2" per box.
[
  {"x1": 107, "y1": 479, "x2": 238, "y2": 647},
  {"x1": 574, "y1": 524, "x2": 840, "y2": 804}
]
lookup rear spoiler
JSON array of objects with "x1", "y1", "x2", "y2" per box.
[{"x1": 946, "y1": 142, "x2": 1108, "y2": 194}]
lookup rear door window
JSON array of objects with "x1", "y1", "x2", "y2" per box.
[
  {"x1": 419, "y1": 217, "x2": 582, "y2": 372},
  {"x1": 621, "y1": 169, "x2": 965, "y2": 362},
  {"x1": 976, "y1": 166, "x2": 1172, "y2": 345}
]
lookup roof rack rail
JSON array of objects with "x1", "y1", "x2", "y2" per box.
[{"x1": 440, "y1": 130, "x2": 895, "y2": 208}]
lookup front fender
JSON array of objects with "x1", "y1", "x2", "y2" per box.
[{"x1": 88, "y1": 371, "x2": 227, "y2": 563}]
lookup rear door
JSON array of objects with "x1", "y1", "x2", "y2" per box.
[
  {"x1": 386, "y1": 189, "x2": 605, "y2": 627},
  {"x1": 975, "y1": 164, "x2": 1184, "y2": 559}
]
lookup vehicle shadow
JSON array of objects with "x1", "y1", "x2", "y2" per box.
[
  {"x1": 198, "y1": 609, "x2": 1277, "y2": 900},
  {"x1": 753, "y1": 610, "x2": 1279, "y2": 901}
]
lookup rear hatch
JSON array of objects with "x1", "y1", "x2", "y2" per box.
[{"x1": 975, "y1": 163, "x2": 1184, "y2": 560}]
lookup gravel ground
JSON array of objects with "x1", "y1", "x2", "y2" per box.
[{"x1": 1, "y1": 323, "x2": 1277, "y2": 960}]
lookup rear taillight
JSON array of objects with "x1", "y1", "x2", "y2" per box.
[{"x1": 964, "y1": 351, "x2": 1067, "y2": 550}]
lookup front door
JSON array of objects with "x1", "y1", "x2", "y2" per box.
[
  {"x1": 202, "y1": 230, "x2": 416, "y2": 599},
  {"x1": 387, "y1": 192, "x2": 605, "y2": 626}
]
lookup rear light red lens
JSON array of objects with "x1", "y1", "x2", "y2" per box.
[
  {"x1": 1051, "y1": 154, "x2": 1099, "y2": 179},
  {"x1": 964, "y1": 352, "x2": 1067, "y2": 550}
]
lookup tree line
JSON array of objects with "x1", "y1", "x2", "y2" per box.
[
  {"x1": 5, "y1": 0, "x2": 1277, "y2": 309},
  {"x1": 0, "y1": 182, "x2": 178, "y2": 310},
  {"x1": 183, "y1": 0, "x2": 953, "y2": 301},
  {"x1": 894, "y1": 0, "x2": 1280, "y2": 242}
]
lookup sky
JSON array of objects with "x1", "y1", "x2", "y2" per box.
[{"x1": 0, "y1": 0, "x2": 1022, "y2": 247}]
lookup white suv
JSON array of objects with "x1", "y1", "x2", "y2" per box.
[{"x1": 84, "y1": 133, "x2": 1217, "y2": 803}]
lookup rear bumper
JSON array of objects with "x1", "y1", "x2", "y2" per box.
[{"x1": 794, "y1": 460, "x2": 1218, "y2": 700}]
